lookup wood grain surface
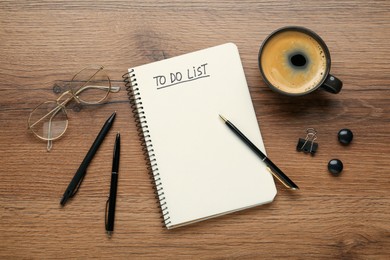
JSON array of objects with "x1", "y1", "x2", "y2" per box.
[{"x1": 1, "y1": 0, "x2": 389, "y2": 259}]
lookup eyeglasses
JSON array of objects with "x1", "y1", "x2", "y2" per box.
[{"x1": 28, "y1": 65, "x2": 120, "y2": 151}]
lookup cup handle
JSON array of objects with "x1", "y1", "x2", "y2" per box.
[{"x1": 320, "y1": 74, "x2": 342, "y2": 94}]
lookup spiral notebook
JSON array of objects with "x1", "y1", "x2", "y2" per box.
[{"x1": 124, "y1": 43, "x2": 277, "y2": 229}]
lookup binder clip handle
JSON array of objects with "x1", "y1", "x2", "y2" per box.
[{"x1": 297, "y1": 128, "x2": 318, "y2": 155}]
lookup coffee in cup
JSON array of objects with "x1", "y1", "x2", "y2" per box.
[{"x1": 258, "y1": 26, "x2": 342, "y2": 96}]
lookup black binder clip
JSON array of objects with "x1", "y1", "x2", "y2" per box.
[{"x1": 297, "y1": 128, "x2": 318, "y2": 155}]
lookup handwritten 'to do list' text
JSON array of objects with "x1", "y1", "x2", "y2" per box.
[{"x1": 153, "y1": 63, "x2": 209, "y2": 90}]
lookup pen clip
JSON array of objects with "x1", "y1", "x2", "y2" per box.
[
  {"x1": 70, "y1": 171, "x2": 86, "y2": 198},
  {"x1": 105, "y1": 196, "x2": 110, "y2": 230}
]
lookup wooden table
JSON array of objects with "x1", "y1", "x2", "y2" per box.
[{"x1": 1, "y1": 1, "x2": 389, "y2": 258}]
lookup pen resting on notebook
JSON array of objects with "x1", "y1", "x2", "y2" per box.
[{"x1": 219, "y1": 114, "x2": 299, "y2": 190}]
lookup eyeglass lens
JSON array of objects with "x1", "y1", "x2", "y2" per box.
[
  {"x1": 70, "y1": 66, "x2": 111, "y2": 104},
  {"x1": 28, "y1": 101, "x2": 68, "y2": 141}
]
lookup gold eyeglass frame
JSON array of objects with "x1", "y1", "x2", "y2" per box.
[{"x1": 28, "y1": 65, "x2": 120, "y2": 151}]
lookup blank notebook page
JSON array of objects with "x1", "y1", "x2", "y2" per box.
[{"x1": 128, "y1": 43, "x2": 277, "y2": 229}]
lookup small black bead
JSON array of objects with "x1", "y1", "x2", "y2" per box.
[
  {"x1": 328, "y1": 159, "x2": 343, "y2": 175},
  {"x1": 338, "y1": 128, "x2": 353, "y2": 145}
]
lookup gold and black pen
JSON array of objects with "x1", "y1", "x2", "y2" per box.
[{"x1": 219, "y1": 115, "x2": 299, "y2": 190}]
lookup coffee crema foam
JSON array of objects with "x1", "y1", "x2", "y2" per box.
[{"x1": 260, "y1": 30, "x2": 327, "y2": 94}]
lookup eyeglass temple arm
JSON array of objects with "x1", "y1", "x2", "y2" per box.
[
  {"x1": 46, "y1": 115, "x2": 54, "y2": 151},
  {"x1": 44, "y1": 103, "x2": 66, "y2": 151},
  {"x1": 78, "y1": 66, "x2": 104, "y2": 90},
  {"x1": 74, "y1": 85, "x2": 120, "y2": 96}
]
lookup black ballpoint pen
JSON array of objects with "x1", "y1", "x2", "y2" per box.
[
  {"x1": 219, "y1": 115, "x2": 299, "y2": 190},
  {"x1": 106, "y1": 132, "x2": 120, "y2": 237},
  {"x1": 60, "y1": 112, "x2": 117, "y2": 206}
]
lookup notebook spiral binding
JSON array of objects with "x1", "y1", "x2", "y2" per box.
[{"x1": 123, "y1": 70, "x2": 171, "y2": 228}]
